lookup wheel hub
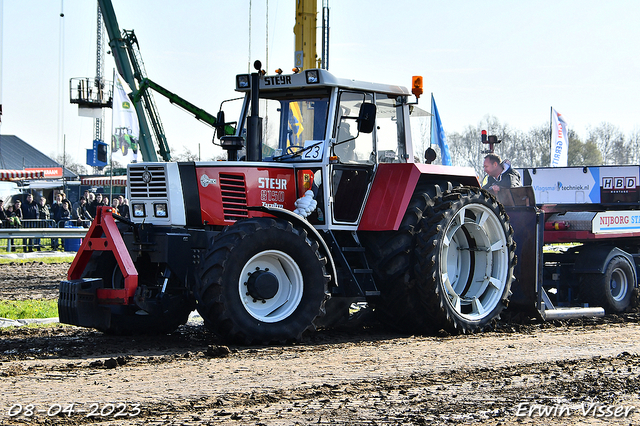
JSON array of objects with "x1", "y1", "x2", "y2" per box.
[{"x1": 246, "y1": 269, "x2": 279, "y2": 300}]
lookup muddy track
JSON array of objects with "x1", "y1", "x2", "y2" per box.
[{"x1": 2, "y1": 262, "x2": 640, "y2": 425}]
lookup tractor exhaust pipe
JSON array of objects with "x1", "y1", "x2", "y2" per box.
[{"x1": 246, "y1": 60, "x2": 263, "y2": 162}]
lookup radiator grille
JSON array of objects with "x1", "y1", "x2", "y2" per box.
[
  {"x1": 220, "y1": 173, "x2": 248, "y2": 220},
  {"x1": 129, "y1": 166, "x2": 167, "y2": 198}
]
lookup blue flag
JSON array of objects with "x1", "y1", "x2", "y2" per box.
[{"x1": 430, "y1": 94, "x2": 452, "y2": 166}]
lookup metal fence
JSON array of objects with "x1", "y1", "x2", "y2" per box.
[{"x1": 0, "y1": 219, "x2": 89, "y2": 252}]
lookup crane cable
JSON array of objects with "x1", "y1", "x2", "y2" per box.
[
  {"x1": 57, "y1": 0, "x2": 65, "y2": 154},
  {"x1": 248, "y1": 0, "x2": 251, "y2": 73}
]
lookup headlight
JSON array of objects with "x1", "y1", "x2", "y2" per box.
[
  {"x1": 154, "y1": 203, "x2": 167, "y2": 217},
  {"x1": 132, "y1": 203, "x2": 146, "y2": 218},
  {"x1": 237, "y1": 74, "x2": 250, "y2": 89},
  {"x1": 305, "y1": 70, "x2": 319, "y2": 84}
]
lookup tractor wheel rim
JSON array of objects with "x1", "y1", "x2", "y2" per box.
[
  {"x1": 610, "y1": 267, "x2": 628, "y2": 302},
  {"x1": 440, "y1": 203, "x2": 509, "y2": 321},
  {"x1": 239, "y1": 250, "x2": 304, "y2": 323}
]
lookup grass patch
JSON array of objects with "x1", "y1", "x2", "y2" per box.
[
  {"x1": 0, "y1": 256, "x2": 74, "y2": 265},
  {"x1": 0, "y1": 299, "x2": 58, "y2": 319}
]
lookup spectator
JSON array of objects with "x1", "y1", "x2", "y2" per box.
[
  {"x1": 111, "y1": 198, "x2": 120, "y2": 216},
  {"x1": 86, "y1": 192, "x2": 96, "y2": 218},
  {"x1": 38, "y1": 197, "x2": 50, "y2": 251},
  {"x1": 51, "y1": 193, "x2": 64, "y2": 220},
  {"x1": 56, "y1": 200, "x2": 72, "y2": 224},
  {"x1": 118, "y1": 195, "x2": 130, "y2": 219},
  {"x1": 13, "y1": 200, "x2": 23, "y2": 222},
  {"x1": 22, "y1": 193, "x2": 40, "y2": 252},
  {"x1": 6, "y1": 203, "x2": 21, "y2": 251},
  {"x1": 73, "y1": 196, "x2": 92, "y2": 226},
  {"x1": 53, "y1": 200, "x2": 72, "y2": 250},
  {"x1": 0, "y1": 199, "x2": 7, "y2": 225},
  {"x1": 91, "y1": 193, "x2": 104, "y2": 217},
  {"x1": 39, "y1": 197, "x2": 50, "y2": 220},
  {"x1": 50, "y1": 193, "x2": 64, "y2": 250},
  {"x1": 103, "y1": 196, "x2": 109, "y2": 208}
]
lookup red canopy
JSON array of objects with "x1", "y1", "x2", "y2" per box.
[
  {"x1": 81, "y1": 176, "x2": 127, "y2": 187},
  {"x1": 0, "y1": 169, "x2": 45, "y2": 180}
]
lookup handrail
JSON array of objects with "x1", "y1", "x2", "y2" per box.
[
  {"x1": 0, "y1": 219, "x2": 90, "y2": 239},
  {"x1": 0, "y1": 228, "x2": 88, "y2": 238}
]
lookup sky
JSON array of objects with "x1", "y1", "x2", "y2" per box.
[{"x1": 1, "y1": 0, "x2": 639, "y2": 167}]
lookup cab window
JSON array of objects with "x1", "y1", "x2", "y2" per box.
[
  {"x1": 333, "y1": 91, "x2": 375, "y2": 164},
  {"x1": 375, "y1": 96, "x2": 407, "y2": 163}
]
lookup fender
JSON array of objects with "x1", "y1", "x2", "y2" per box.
[
  {"x1": 247, "y1": 206, "x2": 338, "y2": 288},
  {"x1": 359, "y1": 163, "x2": 479, "y2": 231},
  {"x1": 573, "y1": 245, "x2": 638, "y2": 287}
]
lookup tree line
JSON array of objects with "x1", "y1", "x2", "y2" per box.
[{"x1": 429, "y1": 116, "x2": 640, "y2": 177}]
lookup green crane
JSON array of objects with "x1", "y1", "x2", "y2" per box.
[
  {"x1": 98, "y1": 0, "x2": 232, "y2": 162},
  {"x1": 131, "y1": 79, "x2": 235, "y2": 138}
]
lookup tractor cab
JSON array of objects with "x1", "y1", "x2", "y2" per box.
[{"x1": 220, "y1": 65, "x2": 427, "y2": 228}]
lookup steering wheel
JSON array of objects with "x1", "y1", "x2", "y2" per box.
[{"x1": 285, "y1": 145, "x2": 304, "y2": 155}]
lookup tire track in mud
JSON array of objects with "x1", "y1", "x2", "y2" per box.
[
  {"x1": 3, "y1": 260, "x2": 640, "y2": 425},
  {"x1": 4, "y1": 353, "x2": 640, "y2": 425}
]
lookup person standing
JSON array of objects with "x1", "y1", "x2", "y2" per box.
[
  {"x1": 73, "y1": 196, "x2": 92, "y2": 226},
  {"x1": 38, "y1": 197, "x2": 50, "y2": 251},
  {"x1": 90, "y1": 193, "x2": 104, "y2": 217},
  {"x1": 111, "y1": 198, "x2": 121, "y2": 216},
  {"x1": 22, "y1": 193, "x2": 40, "y2": 252},
  {"x1": 10, "y1": 200, "x2": 23, "y2": 251},
  {"x1": 50, "y1": 193, "x2": 65, "y2": 250},
  {"x1": 86, "y1": 192, "x2": 96, "y2": 218},
  {"x1": 117, "y1": 195, "x2": 130, "y2": 219},
  {"x1": 0, "y1": 199, "x2": 7, "y2": 226}
]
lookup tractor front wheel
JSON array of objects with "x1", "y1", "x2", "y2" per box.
[{"x1": 196, "y1": 218, "x2": 329, "y2": 345}]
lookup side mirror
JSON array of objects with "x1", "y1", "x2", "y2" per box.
[
  {"x1": 425, "y1": 147, "x2": 437, "y2": 164},
  {"x1": 214, "y1": 110, "x2": 226, "y2": 140},
  {"x1": 357, "y1": 103, "x2": 376, "y2": 134}
]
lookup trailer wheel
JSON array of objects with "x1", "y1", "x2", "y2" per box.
[
  {"x1": 195, "y1": 217, "x2": 329, "y2": 345},
  {"x1": 83, "y1": 252, "x2": 194, "y2": 334},
  {"x1": 582, "y1": 256, "x2": 635, "y2": 313},
  {"x1": 414, "y1": 187, "x2": 516, "y2": 333}
]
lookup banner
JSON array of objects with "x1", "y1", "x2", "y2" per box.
[
  {"x1": 430, "y1": 95, "x2": 452, "y2": 166},
  {"x1": 550, "y1": 108, "x2": 568, "y2": 167},
  {"x1": 111, "y1": 74, "x2": 140, "y2": 164}
]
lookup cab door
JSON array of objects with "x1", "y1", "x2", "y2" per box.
[{"x1": 329, "y1": 91, "x2": 376, "y2": 225}]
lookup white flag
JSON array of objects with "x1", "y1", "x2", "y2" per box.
[
  {"x1": 550, "y1": 108, "x2": 568, "y2": 167},
  {"x1": 111, "y1": 74, "x2": 140, "y2": 164}
]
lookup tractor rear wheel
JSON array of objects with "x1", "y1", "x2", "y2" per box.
[
  {"x1": 359, "y1": 184, "x2": 443, "y2": 333},
  {"x1": 414, "y1": 187, "x2": 516, "y2": 333},
  {"x1": 195, "y1": 217, "x2": 329, "y2": 345}
]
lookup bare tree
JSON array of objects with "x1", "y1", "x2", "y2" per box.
[
  {"x1": 51, "y1": 153, "x2": 88, "y2": 176},
  {"x1": 172, "y1": 146, "x2": 200, "y2": 162},
  {"x1": 628, "y1": 127, "x2": 640, "y2": 164},
  {"x1": 448, "y1": 125, "x2": 485, "y2": 176},
  {"x1": 566, "y1": 130, "x2": 602, "y2": 166},
  {"x1": 587, "y1": 122, "x2": 625, "y2": 165}
]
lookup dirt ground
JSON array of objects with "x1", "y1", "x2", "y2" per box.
[{"x1": 1, "y1": 262, "x2": 640, "y2": 425}]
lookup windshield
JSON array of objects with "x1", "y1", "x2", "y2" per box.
[{"x1": 254, "y1": 97, "x2": 329, "y2": 160}]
